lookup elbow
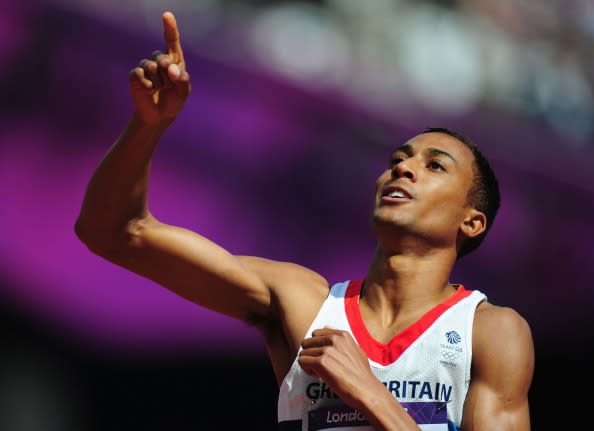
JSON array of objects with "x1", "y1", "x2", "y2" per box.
[
  {"x1": 74, "y1": 216, "x2": 126, "y2": 258},
  {"x1": 74, "y1": 216, "x2": 91, "y2": 246},
  {"x1": 73, "y1": 217, "x2": 88, "y2": 243}
]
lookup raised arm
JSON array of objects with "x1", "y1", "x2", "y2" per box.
[
  {"x1": 74, "y1": 12, "x2": 323, "y2": 324},
  {"x1": 462, "y1": 304, "x2": 535, "y2": 430},
  {"x1": 75, "y1": 11, "x2": 190, "y2": 248}
]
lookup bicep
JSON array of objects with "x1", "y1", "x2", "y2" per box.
[
  {"x1": 462, "y1": 307, "x2": 535, "y2": 431},
  {"x1": 106, "y1": 216, "x2": 276, "y2": 321}
]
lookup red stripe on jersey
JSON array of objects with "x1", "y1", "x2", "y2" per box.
[{"x1": 344, "y1": 280, "x2": 473, "y2": 366}]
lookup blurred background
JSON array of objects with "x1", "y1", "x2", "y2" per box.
[{"x1": 1, "y1": 0, "x2": 593, "y2": 429}]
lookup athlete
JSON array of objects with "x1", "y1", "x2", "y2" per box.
[{"x1": 75, "y1": 11, "x2": 534, "y2": 431}]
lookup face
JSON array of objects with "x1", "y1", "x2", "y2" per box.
[{"x1": 372, "y1": 132, "x2": 479, "y2": 247}]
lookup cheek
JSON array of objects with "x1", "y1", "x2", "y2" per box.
[
  {"x1": 375, "y1": 171, "x2": 391, "y2": 189},
  {"x1": 431, "y1": 194, "x2": 469, "y2": 226},
  {"x1": 422, "y1": 184, "x2": 468, "y2": 222}
]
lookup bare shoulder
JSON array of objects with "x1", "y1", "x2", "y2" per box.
[
  {"x1": 238, "y1": 256, "x2": 330, "y2": 324},
  {"x1": 472, "y1": 301, "x2": 534, "y2": 375},
  {"x1": 474, "y1": 301, "x2": 533, "y2": 343},
  {"x1": 239, "y1": 256, "x2": 329, "y2": 296}
]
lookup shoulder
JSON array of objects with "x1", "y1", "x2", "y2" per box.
[
  {"x1": 238, "y1": 256, "x2": 331, "y2": 321},
  {"x1": 238, "y1": 256, "x2": 330, "y2": 296},
  {"x1": 474, "y1": 302, "x2": 532, "y2": 341},
  {"x1": 472, "y1": 301, "x2": 534, "y2": 373}
]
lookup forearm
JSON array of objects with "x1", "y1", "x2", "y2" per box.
[{"x1": 76, "y1": 112, "x2": 173, "y2": 242}]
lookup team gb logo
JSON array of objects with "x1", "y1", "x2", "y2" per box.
[{"x1": 446, "y1": 330, "x2": 461, "y2": 344}]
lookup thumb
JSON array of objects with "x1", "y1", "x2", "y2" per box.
[
  {"x1": 168, "y1": 63, "x2": 191, "y2": 85},
  {"x1": 168, "y1": 63, "x2": 181, "y2": 80},
  {"x1": 168, "y1": 65, "x2": 191, "y2": 98}
]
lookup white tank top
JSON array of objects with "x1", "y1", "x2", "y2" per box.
[{"x1": 277, "y1": 280, "x2": 486, "y2": 431}]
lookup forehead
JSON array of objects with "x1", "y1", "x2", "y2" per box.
[{"x1": 393, "y1": 132, "x2": 476, "y2": 168}]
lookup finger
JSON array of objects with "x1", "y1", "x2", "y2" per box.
[
  {"x1": 151, "y1": 50, "x2": 167, "y2": 61},
  {"x1": 298, "y1": 364, "x2": 321, "y2": 379},
  {"x1": 297, "y1": 356, "x2": 323, "y2": 379},
  {"x1": 171, "y1": 68, "x2": 191, "y2": 99},
  {"x1": 138, "y1": 59, "x2": 162, "y2": 89},
  {"x1": 299, "y1": 347, "x2": 326, "y2": 358},
  {"x1": 162, "y1": 11, "x2": 184, "y2": 65},
  {"x1": 129, "y1": 67, "x2": 155, "y2": 92},
  {"x1": 167, "y1": 64, "x2": 181, "y2": 81},
  {"x1": 152, "y1": 51, "x2": 173, "y2": 88},
  {"x1": 311, "y1": 328, "x2": 342, "y2": 337},
  {"x1": 302, "y1": 335, "x2": 333, "y2": 349}
]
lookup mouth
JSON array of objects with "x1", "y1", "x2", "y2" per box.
[{"x1": 380, "y1": 185, "x2": 412, "y2": 203}]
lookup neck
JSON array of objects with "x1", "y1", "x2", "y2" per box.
[{"x1": 361, "y1": 245, "x2": 458, "y2": 315}]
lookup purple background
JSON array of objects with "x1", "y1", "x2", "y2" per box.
[{"x1": 1, "y1": 0, "x2": 593, "y2": 429}]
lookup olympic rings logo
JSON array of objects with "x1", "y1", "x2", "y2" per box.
[{"x1": 440, "y1": 350, "x2": 459, "y2": 361}]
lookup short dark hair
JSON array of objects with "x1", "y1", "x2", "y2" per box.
[{"x1": 421, "y1": 127, "x2": 500, "y2": 258}]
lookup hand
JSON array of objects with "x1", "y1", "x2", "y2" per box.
[
  {"x1": 129, "y1": 11, "x2": 191, "y2": 125},
  {"x1": 298, "y1": 327, "x2": 385, "y2": 409}
]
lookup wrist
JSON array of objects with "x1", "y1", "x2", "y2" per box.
[
  {"x1": 357, "y1": 383, "x2": 418, "y2": 431},
  {"x1": 131, "y1": 110, "x2": 177, "y2": 130}
]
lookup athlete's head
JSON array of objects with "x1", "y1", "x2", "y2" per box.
[
  {"x1": 372, "y1": 128, "x2": 500, "y2": 259},
  {"x1": 422, "y1": 128, "x2": 499, "y2": 258}
]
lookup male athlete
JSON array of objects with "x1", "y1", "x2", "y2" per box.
[{"x1": 75, "y1": 12, "x2": 534, "y2": 431}]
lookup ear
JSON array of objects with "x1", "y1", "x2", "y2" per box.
[{"x1": 459, "y1": 209, "x2": 487, "y2": 239}]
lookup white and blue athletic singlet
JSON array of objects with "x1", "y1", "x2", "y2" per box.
[{"x1": 277, "y1": 279, "x2": 487, "y2": 431}]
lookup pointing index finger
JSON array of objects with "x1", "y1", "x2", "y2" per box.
[{"x1": 162, "y1": 11, "x2": 184, "y2": 65}]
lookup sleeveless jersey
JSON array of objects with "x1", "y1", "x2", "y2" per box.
[{"x1": 277, "y1": 280, "x2": 486, "y2": 431}]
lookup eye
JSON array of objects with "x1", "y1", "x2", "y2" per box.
[
  {"x1": 390, "y1": 157, "x2": 405, "y2": 167},
  {"x1": 427, "y1": 160, "x2": 445, "y2": 171}
]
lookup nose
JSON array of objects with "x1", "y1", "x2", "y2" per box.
[{"x1": 392, "y1": 159, "x2": 417, "y2": 182}]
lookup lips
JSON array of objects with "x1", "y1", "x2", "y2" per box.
[{"x1": 381, "y1": 185, "x2": 412, "y2": 200}]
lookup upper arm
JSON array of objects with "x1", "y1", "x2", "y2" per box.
[
  {"x1": 462, "y1": 305, "x2": 535, "y2": 431},
  {"x1": 86, "y1": 214, "x2": 326, "y2": 323}
]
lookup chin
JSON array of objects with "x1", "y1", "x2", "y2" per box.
[{"x1": 371, "y1": 212, "x2": 409, "y2": 233}]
